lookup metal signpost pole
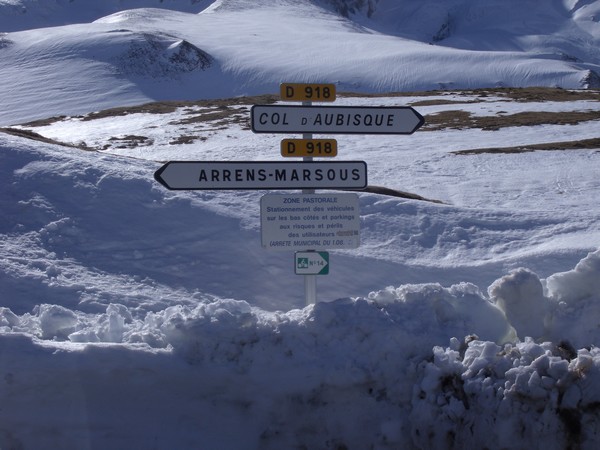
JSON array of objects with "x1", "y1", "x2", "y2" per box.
[{"x1": 302, "y1": 100, "x2": 317, "y2": 305}]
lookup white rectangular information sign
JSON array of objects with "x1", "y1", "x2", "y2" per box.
[{"x1": 261, "y1": 193, "x2": 360, "y2": 251}]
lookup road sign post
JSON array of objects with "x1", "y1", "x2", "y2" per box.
[
  {"x1": 153, "y1": 81, "x2": 424, "y2": 308},
  {"x1": 301, "y1": 97, "x2": 317, "y2": 306}
]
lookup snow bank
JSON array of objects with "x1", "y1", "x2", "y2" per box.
[
  {"x1": 411, "y1": 338, "x2": 600, "y2": 449},
  {"x1": 4, "y1": 250, "x2": 600, "y2": 356},
  {"x1": 2, "y1": 249, "x2": 600, "y2": 448},
  {"x1": 486, "y1": 249, "x2": 600, "y2": 348}
]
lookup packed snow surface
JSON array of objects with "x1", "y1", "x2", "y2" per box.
[{"x1": 2, "y1": 0, "x2": 600, "y2": 449}]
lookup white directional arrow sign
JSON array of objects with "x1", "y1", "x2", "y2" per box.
[
  {"x1": 154, "y1": 161, "x2": 367, "y2": 190},
  {"x1": 251, "y1": 105, "x2": 424, "y2": 134}
]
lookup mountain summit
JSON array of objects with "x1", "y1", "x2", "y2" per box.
[{"x1": 1, "y1": 0, "x2": 599, "y2": 125}]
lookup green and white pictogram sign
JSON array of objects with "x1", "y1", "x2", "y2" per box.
[{"x1": 295, "y1": 252, "x2": 329, "y2": 275}]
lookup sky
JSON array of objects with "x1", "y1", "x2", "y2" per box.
[{"x1": 1, "y1": 0, "x2": 600, "y2": 448}]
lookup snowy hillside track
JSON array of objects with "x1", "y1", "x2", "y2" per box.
[{"x1": 1, "y1": 0, "x2": 600, "y2": 126}]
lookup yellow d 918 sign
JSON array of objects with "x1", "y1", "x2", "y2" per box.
[
  {"x1": 280, "y1": 83, "x2": 336, "y2": 102},
  {"x1": 281, "y1": 139, "x2": 338, "y2": 157}
]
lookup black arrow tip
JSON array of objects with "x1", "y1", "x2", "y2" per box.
[{"x1": 154, "y1": 162, "x2": 171, "y2": 189}]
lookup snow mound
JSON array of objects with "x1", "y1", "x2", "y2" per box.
[
  {"x1": 114, "y1": 32, "x2": 213, "y2": 78},
  {"x1": 3, "y1": 249, "x2": 600, "y2": 448},
  {"x1": 411, "y1": 337, "x2": 600, "y2": 449},
  {"x1": 0, "y1": 32, "x2": 12, "y2": 48},
  {"x1": 489, "y1": 249, "x2": 600, "y2": 349},
  {"x1": 2, "y1": 250, "x2": 598, "y2": 353}
]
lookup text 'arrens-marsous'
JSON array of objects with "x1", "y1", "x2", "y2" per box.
[{"x1": 198, "y1": 168, "x2": 362, "y2": 183}]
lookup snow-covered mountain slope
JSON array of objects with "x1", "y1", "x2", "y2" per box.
[
  {"x1": 2, "y1": 88, "x2": 600, "y2": 449},
  {"x1": 338, "y1": 0, "x2": 600, "y2": 52},
  {"x1": 4, "y1": 87, "x2": 600, "y2": 312},
  {"x1": 0, "y1": 0, "x2": 214, "y2": 31},
  {"x1": 1, "y1": 0, "x2": 599, "y2": 126}
]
